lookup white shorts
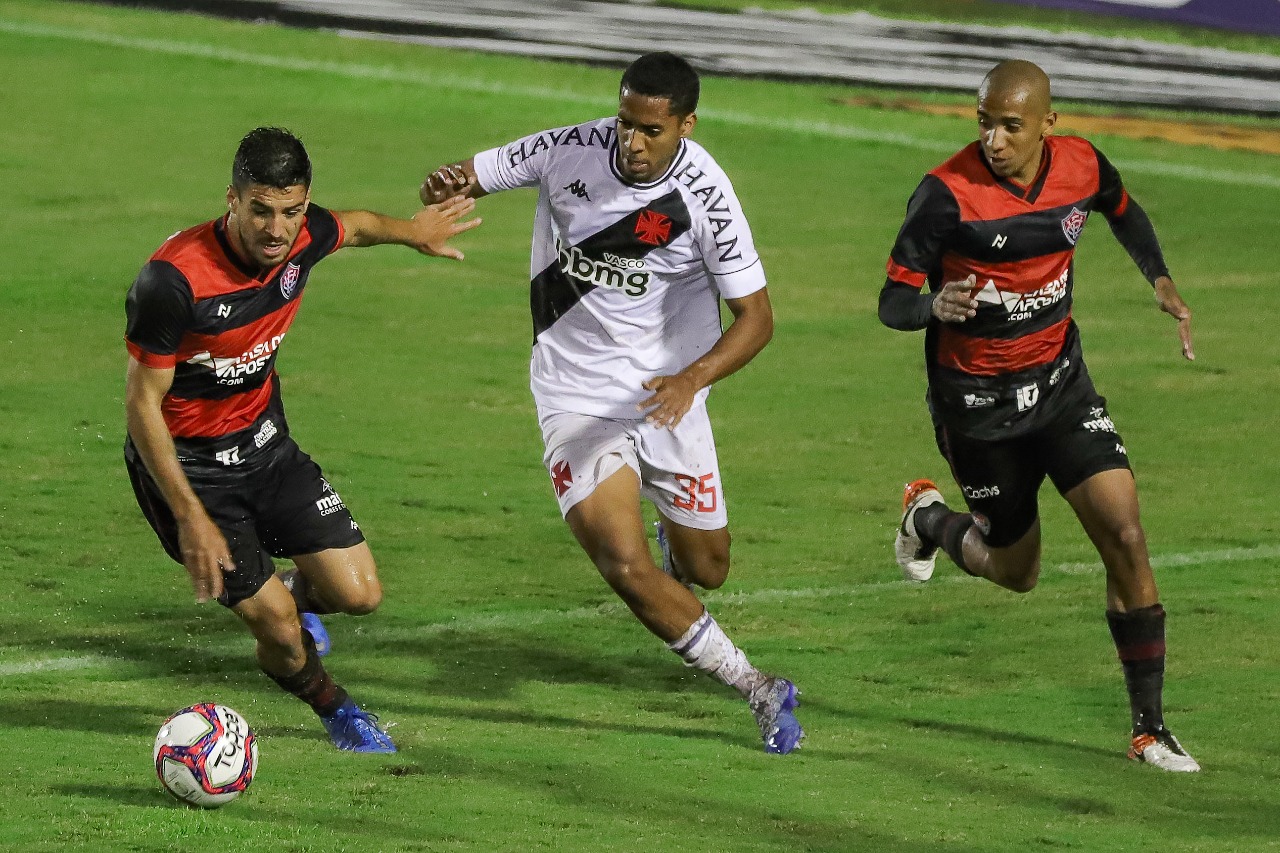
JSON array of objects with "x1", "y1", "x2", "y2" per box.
[{"x1": 537, "y1": 404, "x2": 728, "y2": 530}]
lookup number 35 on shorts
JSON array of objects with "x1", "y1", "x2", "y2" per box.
[{"x1": 674, "y1": 473, "x2": 719, "y2": 513}]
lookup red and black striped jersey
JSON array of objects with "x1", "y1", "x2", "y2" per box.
[
  {"x1": 883, "y1": 136, "x2": 1167, "y2": 438},
  {"x1": 125, "y1": 205, "x2": 343, "y2": 459}
]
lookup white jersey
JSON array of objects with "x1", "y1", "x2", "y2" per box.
[{"x1": 473, "y1": 117, "x2": 767, "y2": 418}]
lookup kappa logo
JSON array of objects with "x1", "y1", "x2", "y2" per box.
[
  {"x1": 563, "y1": 179, "x2": 591, "y2": 201},
  {"x1": 551, "y1": 460, "x2": 573, "y2": 498},
  {"x1": 1061, "y1": 207, "x2": 1088, "y2": 245},
  {"x1": 279, "y1": 262, "x2": 301, "y2": 299},
  {"x1": 634, "y1": 209, "x2": 672, "y2": 246}
]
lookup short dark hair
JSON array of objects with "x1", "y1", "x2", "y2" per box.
[
  {"x1": 619, "y1": 52, "x2": 699, "y2": 116},
  {"x1": 231, "y1": 127, "x2": 312, "y2": 190}
]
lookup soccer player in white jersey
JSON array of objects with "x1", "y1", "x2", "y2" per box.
[{"x1": 421, "y1": 52, "x2": 803, "y2": 753}]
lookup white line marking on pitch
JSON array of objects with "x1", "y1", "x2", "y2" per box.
[
  {"x1": 0, "y1": 655, "x2": 110, "y2": 677},
  {"x1": 1, "y1": 19, "x2": 1276, "y2": 190},
  {"x1": 3, "y1": 544, "x2": 1275, "y2": 679}
]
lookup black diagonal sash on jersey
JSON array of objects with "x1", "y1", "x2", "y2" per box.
[{"x1": 530, "y1": 189, "x2": 692, "y2": 339}]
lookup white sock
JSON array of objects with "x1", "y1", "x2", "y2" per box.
[{"x1": 667, "y1": 610, "x2": 763, "y2": 698}]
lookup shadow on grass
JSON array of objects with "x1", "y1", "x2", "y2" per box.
[
  {"x1": 56, "y1": 782, "x2": 169, "y2": 808},
  {"x1": 802, "y1": 694, "x2": 1117, "y2": 759},
  {"x1": 0, "y1": 698, "x2": 167, "y2": 737}
]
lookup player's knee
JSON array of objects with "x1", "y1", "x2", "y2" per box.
[
  {"x1": 331, "y1": 579, "x2": 383, "y2": 616},
  {"x1": 685, "y1": 544, "x2": 730, "y2": 590},
  {"x1": 596, "y1": 551, "x2": 658, "y2": 600},
  {"x1": 985, "y1": 554, "x2": 1040, "y2": 593},
  {"x1": 1112, "y1": 521, "x2": 1148, "y2": 556}
]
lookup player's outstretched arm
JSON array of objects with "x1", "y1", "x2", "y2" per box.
[
  {"x1": 1154, "y1": 275, "x2": 1195, "y2": 361},
  {"x1": 639, "y1": 288, "x2": 774, "y2": 430},
  {"x1": 335, "y1": 196, "x2": 481, "y2": 260},
  {"x1": 125, "y1": 358, "x2": 233, "y2": 603},
  {"x1": 421, "y1": 157, "x2": 488, "y2": 204}
]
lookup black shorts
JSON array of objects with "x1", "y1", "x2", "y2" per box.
[
  {"x1": 125, "y1": 437, "x2": 365, "y2": 607},
  {"x1": 934, "y1": 391, "x2": 1132, "y2": 548}
]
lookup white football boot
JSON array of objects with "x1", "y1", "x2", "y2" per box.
[{"x1": 894, "y1": 479, "x2": 945, "y2": 582}]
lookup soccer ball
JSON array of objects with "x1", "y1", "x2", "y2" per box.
[{"x1": 153, "y1": 703, "x2": 258, "y2": 808}]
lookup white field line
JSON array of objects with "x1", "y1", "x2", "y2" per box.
[
  {"x1": 0, "y1": 655, "x2": 111, "y2": 677},
  {"x1": 3, "y1": 544, "x2": 1276, "y2": 679},
  {"x1": 2, "y1": 18, "x2": 1278, "y2": 190}
]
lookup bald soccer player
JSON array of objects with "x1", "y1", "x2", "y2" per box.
[{"x1": 878, "y1": 60, "x2": 1199, "y2": 772}]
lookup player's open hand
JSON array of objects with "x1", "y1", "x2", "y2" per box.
[
  {"x1": 421, "y1": 163, "x2": 477, "y2": 205},
  {"x1": 932, "y1": 274, "x2": 979, "y2": 323},
  {"x1": 639, "y1": 373, "x2": 699, "y2": 430},
  {"x1": 1154, "y1": 276, "x2": 1195, "y2": 361},
  {"x1": 177, "y1": 513, "x2": 233, "y2": 604},
  {"x1": 410, "y1": 195, "x2": 482, "y2": 260}
]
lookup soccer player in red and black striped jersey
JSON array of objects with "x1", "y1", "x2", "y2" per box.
[
  {"x1": 125, "y1": 127, "x2": 479, "y2": 753},
  {"x1": 879, "y1": 62, "x2": 1199, "y2": 771}
]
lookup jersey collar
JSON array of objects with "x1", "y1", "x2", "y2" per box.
[
  {"x1": 981, "y1": 140, "x2": 1054, "y2": 204},
  {"x1": 213, "y1": 214, "x2": 268, "y2": 279}
]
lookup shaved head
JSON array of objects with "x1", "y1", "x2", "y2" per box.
[
  {"x1": 976, "y1": 60, "x2": 1057, "y2": 184},
  {"x1": 980, "y1": 60, "x2": 1052, "y2": 116}
]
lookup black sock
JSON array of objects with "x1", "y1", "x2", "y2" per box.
[
  {"x1": 1106, "y1": 604, "x2": 1167, "y2": 735},
  {"x1": 265, "y1": 632, "x2": 349, "y2": 717},
  {"x1": 916, "y1": 503, "x2": 977, "y2": 575}
]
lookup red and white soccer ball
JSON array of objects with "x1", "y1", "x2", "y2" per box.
[{"x1": 153, "y1": 703, "x2": 258, "y2": 808}]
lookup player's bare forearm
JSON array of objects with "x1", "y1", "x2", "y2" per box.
[
  {"x1": 336, "y1": 197, "x2": 480, "y2": 259},
  {"x1": 1153, "y1": 275, "x2": 1195, "y2": 361},
  {"x1": 420, "y1": 158, "x2": 488, "y2": 204},
  {"x1": 126, "y1": 360, "x2": 207, "y2": 523},
  {"x1": 125, "y1": 358, "x2": 231, "y2": 601},
  {"x1": 639, "y1": 289, "x2": 773, "y2": 428},
  {"x1": 684, "y1": 288, "x2": 774, "y2": 388}
]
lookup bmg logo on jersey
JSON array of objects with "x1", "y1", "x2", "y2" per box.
[{"x1": 557, "y1": 240, "x2": 650, "y2": 297}]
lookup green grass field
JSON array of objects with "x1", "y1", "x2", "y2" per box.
[{"x1": 1, "y1": 2, "x2": 1278, "y2": 850}]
